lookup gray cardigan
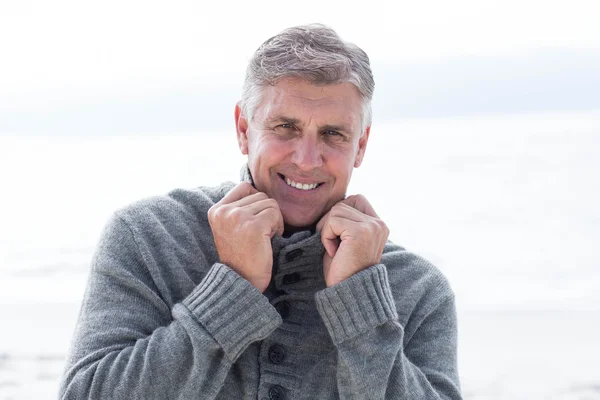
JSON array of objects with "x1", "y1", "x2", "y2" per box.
[{"x1": 60, "y1": 175, "x2": 461, "y2": 399}]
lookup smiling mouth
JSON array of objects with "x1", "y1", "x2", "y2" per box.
[{"x1": 278, "y1": 174, "x2": 323, "y2": 191}]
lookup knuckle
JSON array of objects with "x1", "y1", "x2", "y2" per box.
[
  {"x1": 357, "y1": 222, "x2": 372, "y2": 236},
  {"x1": 259, "y1": 207, "x2": 274, "y2": 218},
  {"x1": 265, "y1": 198, "x2": 278, "y2": 208},
  {"x1": 229, "y1": 206, "x2": 244, "y2": 220},
  {"x1": 207, "y1": 205, "x2": 216, "y2": 218},
  {"x1": 378, "y1": 219, "x2": 389, "y2": 235},
  {"x1": 369, "y1": 219, "x2": 380, "y2": 230},
  {"x1": 208, "y1": 204, "x2": 224, "y2": 220},
  {"x1": 246, "y1": 217, "x2": 260, "y2": 230},
  {"x1": 254, "y1": 216, "x2": 274, "y2": 233},
  {"x1": 362, "y1": 219, "x2": 384, "y2": 237},
  {"x1": 220, "y1": 204, "x2": 233, "y2": 217}
]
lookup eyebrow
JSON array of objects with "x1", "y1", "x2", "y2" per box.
[
  {"x1": 266, "y1": 116, "x2": 352, "y2": 133},
  {"x1": 320, "y1": 124, "x2": 351, "y2": 133},
  {"x1": 266, "y1": 116, "x2": 300, "y2": 125}
]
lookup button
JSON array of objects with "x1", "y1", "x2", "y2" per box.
[
  {"x1": 282, "y1": 272, "x2": 301, "y2": 284},
  {"x1": 269, "y1": 385, "x2": 286, "y2": 400},
  {"x1": 275, "y1": 301, "x2": 290, "y2": 319},
  {"x1": 285, "y1": 249, "x2": 303, "y2": 262},
  {"x1": 268, "y1": 345, "x2": 285, "y2": 364}
]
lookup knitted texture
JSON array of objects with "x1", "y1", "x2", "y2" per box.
[{"x1": 60, "y1": 173, "x2": 461, "y2": 399}]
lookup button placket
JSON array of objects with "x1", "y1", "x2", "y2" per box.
[
  {"x1": 275, "y1": 301, "x2": 290, "y2": 319},
  {"x1": 285, "y1": 248, "x2": 303, "y2": 262},
  {"x1": 260, "y1": 239, "x2": 321, "y2": 399},
  {"x1": 269, "y1": 384, "x2": 286, "y2": 400},
  {"x1": 282, "y1": 272, "x2": 301, "y2": 285},
  {"x1": 268, "y1": 345, "x2": 285, "y2": 364}
]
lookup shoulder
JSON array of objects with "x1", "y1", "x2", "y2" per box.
[
  {"x1": 381, "y1": 240, "x2": 454, "y2": 324},
  {"x1": 115, "y1": 181, "x2": 235, "y2": 230},
  {"x1": 92, "y1": 181, "x2": 236, "y2": 303},
  {"x1": 105, "y1": 181, "x2": 235, "y2": 265}
]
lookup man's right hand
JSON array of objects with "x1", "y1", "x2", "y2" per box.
[{"x1": 208, "y1": 182, "x2": 284, "y2": 292}]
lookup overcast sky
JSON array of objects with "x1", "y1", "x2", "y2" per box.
[{"x1": 1, "y1": 0, "x2": 599, "y2": 134}]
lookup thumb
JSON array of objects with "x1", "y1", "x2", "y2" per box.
[
  {"x1": 320, "y1": 217, "x2": 340, "y2": 258},
  {"x1": 322, "y1": 236, "x2": 339, "y2": 258},
  {"x1": 316, "y1": 210, "x2": 330, "y2": 233}
]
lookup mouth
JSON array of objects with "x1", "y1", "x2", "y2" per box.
[{"x1": 278, "y1": 173, "x2": 323, "y2": 191}]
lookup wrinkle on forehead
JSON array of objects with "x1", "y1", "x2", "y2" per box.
[
  {"x1": 256, "y1": 79, "x2": 362, "y2": 132},
  {"x1": 276, "y1": 80, "x2": 357, "y2": 104}
]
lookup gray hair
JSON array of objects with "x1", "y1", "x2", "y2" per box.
[{"x1": 241, "y1": 24, "x2": 374, "y2": 132}]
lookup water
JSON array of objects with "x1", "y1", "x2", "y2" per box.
[{"x1": 1, "y1": 111, "x2": 599, "y2": 399}]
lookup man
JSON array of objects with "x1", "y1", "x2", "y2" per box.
[{"x1": 60, "y1": 24, "x2": 461, "y2": 399}]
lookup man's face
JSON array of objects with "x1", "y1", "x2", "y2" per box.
[{"x1": 235, "y1": 77, "x2": 370, "y2": 230}]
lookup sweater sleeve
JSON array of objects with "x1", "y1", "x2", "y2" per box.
[
  {"x1": 59, "y1": 213, "x2": 282, "y2": 400},
  {"x1": 314, "y1": 264, "x2": 462, "y2": 400}
]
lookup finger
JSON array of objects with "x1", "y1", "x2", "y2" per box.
[
  {"x1": 242, "y1": 198, "x2": 280, "y2": 217},
  {"x1": 321, "y1": 235, "x2": 339, "y2": 258},
  {"x1": 317, "y1": 205, "x2": 361, "y2": 255},
  {"x1": 256, "y1": 206, "x2": 285, "y2": 237},
  {"x1": 341, "y1": 194, "x2": 379, "y2": 218},
  {"x1": 218, "y1": 182, "x2": 259, "y2": 205},
  {"x1": 327, "y1": 203, "x2": 368, "y2": 223},
  {"x1": 316, "y1": 210, "x2": 331, "y2": 233},
  {"x1": 317, "y1": 212, "x2": 337, "y2": 257},
  {"x1": 229, "y1": 191, "x2": 269, "y2": 208},
  {"x1": 320, "y1": 216, "x2": 356, "y2": 257},
  {"x1": 322, "y1": 216, "x2": 357, "y2": 240},
  {"x1": 318, "y1": 204, "x2": 363, "y2": 232}
]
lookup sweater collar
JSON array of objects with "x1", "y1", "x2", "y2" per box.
[{"x1": 239, "y1": 164, "x2": 254, "y2": 187}]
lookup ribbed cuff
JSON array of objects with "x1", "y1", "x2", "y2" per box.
[
  {"x1": 315, "y1": 264, "x2": 398, "y2": 344},
  {"x1": 183, "y1": 263, "x2": 282, "y2": 360}
]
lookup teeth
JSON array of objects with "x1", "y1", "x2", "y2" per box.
[{"x1": 285, "y1": 177, "x2": 319, "y2": 190}]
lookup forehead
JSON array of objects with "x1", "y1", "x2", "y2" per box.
[{"x1": 255, "y1": 78, "x2": 363, "y2": 128}]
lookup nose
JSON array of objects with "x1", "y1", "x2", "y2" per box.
[{"x1": 290, "y1": 134, "x2": 323, "y2": 171}]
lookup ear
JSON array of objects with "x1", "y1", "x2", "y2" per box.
[
  {"x1": 235, "y1": 102, "x2": 249, "y2": 155},
  {"x1": 354, "y1": 126, "x2": 370, "y2": 168}
]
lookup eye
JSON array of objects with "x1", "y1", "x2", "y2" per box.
[
  {"x1": 273, "y1": 123, "x2": 298, "y2": 138},
  {"x1": 323, "y1": 130, "x2": 343, "y2": 138}
]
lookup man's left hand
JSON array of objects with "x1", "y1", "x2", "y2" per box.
[{"x1": 316, "y1": 195, "x2": 389, "y2": 287}]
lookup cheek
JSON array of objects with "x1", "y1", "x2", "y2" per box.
[
  {"x1": 267, "y1": 140, "x2": 293, "y2": 157},
  {"x1": 249, "y1": 136, "x2": 292, "y2": 171},
  {"x1": 323, "y1": 146, "x2": 356, "y2": 178}
]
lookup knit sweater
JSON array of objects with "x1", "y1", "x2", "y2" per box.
[{"x1": 60, "y1": 169, "x2": 461, "y2": 400}]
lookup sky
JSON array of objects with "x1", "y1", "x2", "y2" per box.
[
  {"x1": 1, "y1": 0, "x2": 599, "y2": 134},
  {"x1": 1, "y1": 5, "x2": 599, "y2": 398}
]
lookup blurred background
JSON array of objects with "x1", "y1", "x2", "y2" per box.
[{"x1": 1, "y1": 1, "x2": 599, "y2": 399}]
